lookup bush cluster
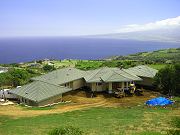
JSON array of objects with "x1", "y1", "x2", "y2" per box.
[
  {"x1": 154, "y1": 63, "x2": 180, "y2": 96},
  {"x1": 48, "y1": 126, "x2": 83, "y2": 135}
]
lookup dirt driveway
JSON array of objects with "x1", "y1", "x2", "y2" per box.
[{"x1": 0, "y1": 90, "x2": 160, "y2": 118}]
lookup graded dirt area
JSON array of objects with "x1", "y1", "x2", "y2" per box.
[{"x1": 0, "y1": 90, "x2": 160, "y2": 118}]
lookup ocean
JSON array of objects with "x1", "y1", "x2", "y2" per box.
[{"x1": 0, "y1": 37, "x2": 179, "y2": 64}]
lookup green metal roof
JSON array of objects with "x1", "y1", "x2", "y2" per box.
[
  {"x1": 125, "y1": 65, "x2": 158, "y2": 78},
  {"x1": 32, "y1": 67, "x2": 142, "y2": 84},
  {"x1": 84, "y1": 67, "x2": 142, "y2": 83},
  {"x1": 32, "y1": 67, "x2": 87, "y2": 85},
  {"x1": 10, "y1": 81, "x2": 72, "y2": 102}
]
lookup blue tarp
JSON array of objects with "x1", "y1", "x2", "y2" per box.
[{"x1": 146, "y1": 97, "x2": 173, "y2": 106}]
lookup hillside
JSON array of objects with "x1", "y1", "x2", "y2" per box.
[{"x1": 106, "y1": 48, "x2": 180, "y2": 63}]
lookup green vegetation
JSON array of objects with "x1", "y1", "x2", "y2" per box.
[
  {"x1": 48, "y1": 126, "x2": 83, "y2": 135},
  {"x1": 52, "y1": 60, "x2": 78, "y2": 68},
  {"x1": 0, "y1": 68, "x2": 40, "y2": 89},
  {"x1": 171, "y1": 117, "x2": 180, "y2": 129},
  {"x1": 43, "y1": 64, "x2": 55, "y2": 72},
  {"x1": 75, "y1": 60, "x2": 139, "y2": 70},
  {"x1": 75, "y1": 60, "x2": 168, "y2": 70},
  {"x1": 75, "y1": 48, "x2": 180, "y2": 70},
  {"x1": 154, "y1": 64, "x2": 180, "y2": 96},
  {"x1": 148, "y1": 64, "x2": 167, "y2": 70},
  {"x1": 0, "y1": 106, "x2": 178, "y2": 135},
  {"x1": 167, "y1": 117, "x2": 180, "y2": 135},
  {"x1": 75, "y1": 60, "x2": 103, "y2": 70},
  {"x1": 110, "y1": 48, "x2": 180, "y2": 63}
]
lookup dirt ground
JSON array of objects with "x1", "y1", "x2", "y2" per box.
[{"x1": 0, "y1": 90, "x2": 161, "y2": 118}]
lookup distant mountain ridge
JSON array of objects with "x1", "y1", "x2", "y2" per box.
[
  {"x1": 90, "y1": 16, "x2": 180, "y2": 43},
  {"x1": 90, "y1": 27, "x2": 180, "y2": 43}
]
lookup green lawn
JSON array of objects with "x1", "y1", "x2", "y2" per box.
[
  {"x1": 148, "y1": 64, "x2": 167, "y2": 70},
  {"x1": 0, "y1": 106, "x2": 178, "y2": 135},
  {"x1": 75, "y1": 60, "x2": 103, "y2": 70}
]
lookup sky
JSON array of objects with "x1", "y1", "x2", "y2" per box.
[{"x1": 0, "y1": 0, "x2": 180, "y2": 37}]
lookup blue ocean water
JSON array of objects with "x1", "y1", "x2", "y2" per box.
[{"x1": 0, "y1": 37, "x2": 179, "y2": 64}]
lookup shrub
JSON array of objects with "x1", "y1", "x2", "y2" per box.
[
  {"x1": 43, "y1": 64, "x2": 55, "y2": 72},
  {"x1": 154, "y1": 63, "x2": 180, "y2": 96},
  {"x1": 167, "y1": 130, "x2": 180, "y2": 135},
  {"x1": 171, "y1": 117, "x2": 180, "y2": 128},
  {"x1": 48, "y1": 126, "x2": 83, "y2": 135}
]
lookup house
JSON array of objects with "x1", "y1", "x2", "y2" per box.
[
  {"x1": 125, "y1": 65, "x2": 158, "y2": 87},
  {"x1": 9, "y1": 66, "x2": 157, "y2": 106},
  {"x1": 28, "y1": 63, "x2": 42, "y2": 68},
  {"x1": 0, "y1": 67, "x2": 8, "y2": 73}
]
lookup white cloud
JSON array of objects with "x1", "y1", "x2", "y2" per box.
[{"x1": 117, "y1": 16, "x2": 180, "y2": 33}]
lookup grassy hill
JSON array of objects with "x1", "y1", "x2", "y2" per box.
[
  {"x1": 0, "y1": 91, "x2": 179, "y2": 135},
  {"x1": 107, "y1": 48, "x2": 180, "y2": 63},
  {"x1": 0, "y1": 104, "x2": 179, "y2": 135}
]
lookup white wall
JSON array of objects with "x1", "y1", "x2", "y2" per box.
[
  {"x1": 72, "y1": 78, "x2": 85, "y2": 90},
  {"x1": 90, "y1": 83, "x2": 107, "y2": 92}
]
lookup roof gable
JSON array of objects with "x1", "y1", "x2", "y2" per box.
[
  {"x1": 84, "y1": 67, "x2": 142, "y2": 83},
  {"x1": 125, "y1": 65, "x2": 158, "y2": 78},
  {"x1": 32, "y1": 67, "x2": 87, "y2": 85}
]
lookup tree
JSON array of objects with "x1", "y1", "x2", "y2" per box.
[
  {"x1": 154, "y1": 64, "x2": 180, "y2": 96},
  {"x1": 174, "y1": 63, "x2": 180, "y2": 95},
  {"x1": 0, "y1": 73, "x2": 12, "y2": 88},
  {"x1": 0, "y1": 68, "x2": 36, "y2": 88},
  {"x1": 43, "y1": 64, "x2": 55, "y2": 72},
  {"x1": 9, "y1": 69, "x2": 30, "y2": 87}
]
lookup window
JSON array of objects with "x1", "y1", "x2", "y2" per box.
[
  {"x1": 64, "y1": 83, "x2": 70, "y2": 88},
  {"x1": 96, "y1": 83, "x2": 102, "y2": 86}
]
